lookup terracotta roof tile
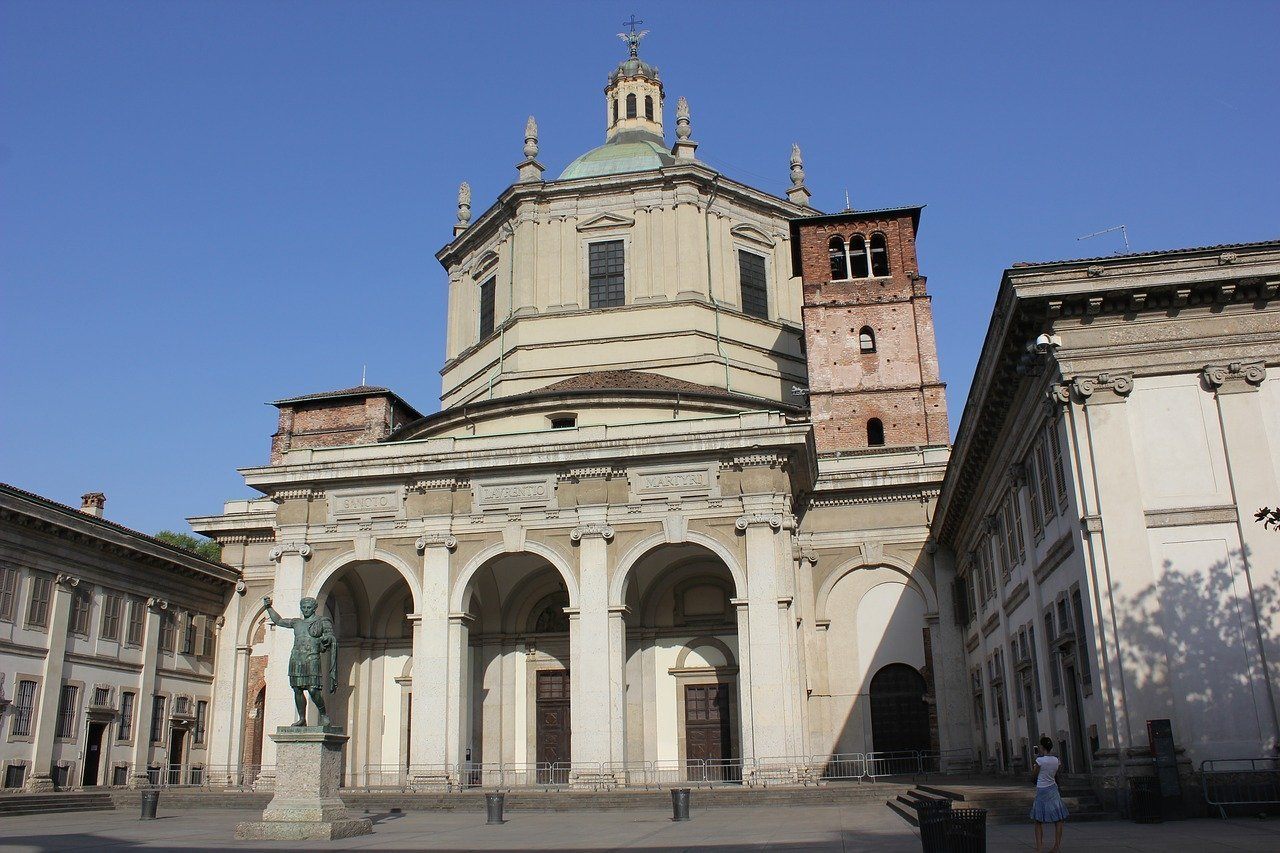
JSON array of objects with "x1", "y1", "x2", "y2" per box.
[{"x1": 541, "y1": 370, "x2": 730, "y2": 396}]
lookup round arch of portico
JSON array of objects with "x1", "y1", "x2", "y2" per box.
[
  {"x1": 238, "y1": 603, "x2": 271, "y2": 647},
  {"x1": 449, "y1": 539, "x2": 579, "y2": 613},
  {"x1": 610, "y1": 530, "x2": 747, "y2": 609},
  {"x1": 306, "y1": 548, "x2": 423, "y2": 611},
  {"x1": 814, "y1": 554, "x2": 937, "y2": 622}
]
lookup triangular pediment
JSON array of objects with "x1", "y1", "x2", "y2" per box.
[
  {"x1": 576, "y1": 212, "x2": 635, "y2": 232},
  {"x1": 730, "y1": 223, "x2": 777, "y2": 248}
]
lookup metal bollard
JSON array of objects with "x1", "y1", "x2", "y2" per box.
[
  {"x1": 139, "y1": 789, "x2": 160, "y2": 820},
  {"x1": 485, "y1": 791, "x2": 506, "y2": 825},
  {"x1": 671, "y1": 787, "x2": 691, "y2": 821}
]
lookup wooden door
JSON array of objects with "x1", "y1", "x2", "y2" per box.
[
  {"x1": 684, "y1": 684, "x2": 734, "y2": 781},
  {"x1": 535, "y1": 670, "x2": 570, "y2": 784},
  {"x1": 82, "y1": 722, "x2": 106, "y2": 787}
]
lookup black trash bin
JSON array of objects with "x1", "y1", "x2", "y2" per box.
[
  {"x1": 485, "y1": 791, "x2": 505, "y2": 825},
  {"x1": 917, "y1": 797, "x2": 952, "y2": 853},
  {"x1": 139, "y1": 789, "x2": 160, "y2": 821},
  {"x1": 1129, "y1": 775, "x2": 1162, "y2": 823},
  {"x1": 671, "y1": 787, "x2": 691, "y2": 821},
  {"x1": 944, "y1": 807, "x2": 987, "y2": 853}
]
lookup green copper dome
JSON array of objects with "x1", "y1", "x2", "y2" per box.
[{"x1": 559, "y1": 135, "x2": 675, "y2": 180}]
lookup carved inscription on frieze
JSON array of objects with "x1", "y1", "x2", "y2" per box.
[
  {"x1": 326, "y1": 487, "x2": 405, "y2": 523},
  {"x1": 472, "y1": 476, "x2": 557, "y2": 512},
  {"x1": 629, "y1": 464, "x2": 718, "y2": 502}
]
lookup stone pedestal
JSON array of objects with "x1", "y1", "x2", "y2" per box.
[{"x1": 235, "y1": 727, "x2": 372, "y2": 841}]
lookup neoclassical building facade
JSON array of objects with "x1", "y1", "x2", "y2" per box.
[{"x1": 190, "y1": 35, "x2": 954, "y2": 788}]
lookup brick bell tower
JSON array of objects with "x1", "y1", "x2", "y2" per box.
[{"x1": 790, "y1": 206, "x2": 948, "y2": 453}]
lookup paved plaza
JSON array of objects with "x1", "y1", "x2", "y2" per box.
[{"x1": 1, "y1": 804, "x2": 1278, "y2": 852}]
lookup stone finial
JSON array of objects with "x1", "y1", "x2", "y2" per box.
[
  {"x1": 517, "y1": 116, "x2": 545, "y2": 183},
  {"x1": 671, "y1": 95, "x2": 698, "y2": 160},
  {"x1": 80, "y1": 492, "x2": 105, "y2": 517},
  {"x1": 454, "y1": 182, "x2": 471, "y2": 236},
  {"x1": 524, "y1": 116, "x2": 538, "y2": 159},
  {"x1": 787, "y1": 143, "x2": 811, "y2": 207}
]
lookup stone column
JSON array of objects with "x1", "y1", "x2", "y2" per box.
[
  {"x1": 568, "y1": 518, "x2": 622, "y2": 785},
  {"x1": 410, "y1": 533, "x2": 455, "y2": 788},
  {"x1": 208, "y1": 584, "x2": 246, "y2": 784},
  {"x1": 260, "y1": 542, "x2": 310, "y2": 775},
  {"x1": 25, "y1": 574, "x2": 77, "y2": 791},
  {"x1": 1203, "y1": 362, "x2": 1280, "y2": 750},
  {"x1": 128, "y1": 597, "x2": 166, "y2": 788},
  {"x1": 444, "y1": 613, "x2": 472, "y2": 773},
  {"x1": 736, "y1": 509, "x2": 804, "y2": 770}
]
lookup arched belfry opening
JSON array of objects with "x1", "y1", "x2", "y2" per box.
[
  {"x1": 312, "y1": 560, "x2": 416, "y2": 786},
  {"x1": 619, "y1": 542, "x2": 743, "y2": 782},
  {"x1": 459, "y1": 552, "x2": 574, "y2": 785}
]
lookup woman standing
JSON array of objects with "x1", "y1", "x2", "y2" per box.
[{"x1": 1031, "y1": 736, "x2": 1069, "y2": 852}]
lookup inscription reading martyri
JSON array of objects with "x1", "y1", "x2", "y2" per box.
[
  {"x1": 643, "y1": 471, "x2": 706, "y2": 490},
  {"x1": 630, "y1": 464, "x2": 718, "y2": 501}
]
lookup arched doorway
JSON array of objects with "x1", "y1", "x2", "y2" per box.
[
  {"x1": 869, "y1": 663, "x2": 930, "y2": 754},
  {"x1": 619, "y1": 543, "x2": 742, "y2": 782},
  {"x1": 460, "y1": 552, "x2": 573, "y2": 785}
]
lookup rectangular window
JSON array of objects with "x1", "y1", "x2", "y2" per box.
[
  {"x1": 55, "y1": 684, "x2": 79, "y2": 739},
  {"x1": 181, "y1": 614, "x2": 197, "y2": 656},
  {"x1": 1037, "y1": 440, "x2": 1057, "y2": 522},
  {"x1": 126, "y1": 598, "x2": 145, "y2": 646},
  {"x1": 1027, "y1": 451, "x2": 1044, "y2": 535},
  {"x1": 101, "y1": 594, "x2": 122, "y2": 641},
  {"x1": 1072, "y1": 588, "x2": 1093, "y2": 688},
  {"x1": 1029, "y1": 624, "x2": 1043, "y2": 709},
  {"x1": 26, "y1": 574, "x2": 52, "y2": 628},
  {"x1": 118, "y1": 692, "x2": 135, "y2": 741},
  {"x1": 159, "y1": 612, "x2": 176, "y2": 653},
  {"x1": 202, "y1": 617, "x2": 215, "y2": 658},
  {"x1": 4, "y1": 764, "x2": 26, "y2": 789},
  {"x1": 69, "y1": 586, "x2": 92, "y2": 637},
  {"x1": 194, "y1": 700, "x2": 208, "y2": 744},
  {"x1": 1044, "y1": 611, "x2": 1062, "y2": 697},
  {"x1": 1049, "y1": 423, "x2": 1069, "y2": 507},
  {"x1": 1010, "y1": 493, "x2": 1026, "y2": 562},
  {"x1": 588, "y1": 240, "x2": 625, "y2": 308},
  {"x1": 1000, "y1": 503, "x2": 1017, "y2": 573},
  {"x1": 980, "y1": 545, "x2": 996, "y2": 602},
  {"x1": 150, "y1": 695, "x2": 167, "y2": 745},
  {"x1": 738, "y1": 250, "x2": 768, "y2": 319},
  {"x1": 0, "y1": 564, "x2": 18, "y2": 621},
  {"x1": 12, "y1": 680, "x2": 37, "y2": 737},
  {"x1": 478, "y1": 276, "x2": 496, "y2": 340},
  {"x1": 92, "y1": 686, "x2": 111, "y2": 707}
]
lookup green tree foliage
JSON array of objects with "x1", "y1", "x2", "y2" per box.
[{"x1": 155, "y1": 530, "x2": 222, "y2": 562}]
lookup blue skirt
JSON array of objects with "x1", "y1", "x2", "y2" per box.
[{"x1": 1031, "y1": 783, "x2": 1070, "y2": 822}]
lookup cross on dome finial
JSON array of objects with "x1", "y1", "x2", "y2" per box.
[{"x1": 617, "y1": 16, "x2": 648, "y2": 58}]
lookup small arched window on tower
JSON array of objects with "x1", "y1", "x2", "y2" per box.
[
  {"x1": 829, "y1": 236, "x2": 849, "y2": 281},
  {"x1": 870, "y1": 233, "x2": 890, "y2": 276},
  {"x1": 867, "y1": 418, "x2": 885, "y2": 447},
  {"x1": 859, "y1": 326, "x2": 876, "y2": 353},
  {"x1": 644, "y1": 95, "x2": 654, "y2": 120},
  {"x1": 850, "y1": 235, "x2": 870, "y2": 278},
  {"x1": 612, "y1": 98, "x2": 619, "y2": 125},
  {"x1": 626, "y1": 93, "x2": 637, "y2": 118}
]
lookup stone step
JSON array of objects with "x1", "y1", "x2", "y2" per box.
[
  {"x1": 888, "y1": 783, "x2": 1114, "y2": 827},
  {"x1": 0, "y1": 792, "x2": 115, "y2": 817}
]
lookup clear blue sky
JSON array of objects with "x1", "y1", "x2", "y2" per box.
[{"x1": 2, "y1": 1, "x2": 1277, "y2": 536}]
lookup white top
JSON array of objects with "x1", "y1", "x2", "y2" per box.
[{"x1": 1036, "y1": 755, "x2": 1060, "y2": 788}]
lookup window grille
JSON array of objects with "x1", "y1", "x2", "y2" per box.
[
  {"x1": 479, "y1": 276, "x2": 496, "y2": 339},
  {"x1": 92, "y1": 686, "x2": 112, "y2": 707},
  {"x1": 738, "y1": 250, "x2": 768, "y2": 319},
  {"x1": 150, "y1": 695, "x2": 167, "y2": 745},
  {"x1": 588, "y1": 240, "x2": 625, "y2": 308},
  {"x1": 55, "y1": 684, "x2": 78, "y2": 739},
  {"x1": 27, "y1": 574, "x2": 52, "y2": 628},
  {"x1": 101, "y1": 594, "x2": 121, "y2": 641},
  {"x1": 869, "y1": 233, "x2": 890, "y2": 276},
  {"x1": 12, "y1": 680, "x2": 37, "y2": 737},
  {"x1": 0, "y1": 565, "x2": 17, "y2": 621},
  {"x1": 118, "y1": 692, "x2": 135, "y2": 741},
  {"x1": 195, "y1": 700, "x2": 208, "y2": 744},
  {"x1": 126, "y1": 598, "x2": 145, "y2": 646}
]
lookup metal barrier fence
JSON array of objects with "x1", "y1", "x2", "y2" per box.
[
  {"x1": 1201, "y1": 758, "x2": 1280, "y2": 818},
  {"x1": 83, "y1": 750, "x2": 977, "y2": 793}
]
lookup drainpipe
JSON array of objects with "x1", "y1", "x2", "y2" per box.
[{"x1": 703, "y1": 175, "x2": 731, "y2": 393}]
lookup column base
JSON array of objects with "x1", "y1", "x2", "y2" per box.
[
  {"x1": 24, "y1": 774, "x2": 55, "y2": 793},
  {"x1": 235, "y1": 818, "x2": 373, "y2": 841}
]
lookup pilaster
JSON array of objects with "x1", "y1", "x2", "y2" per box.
[
  {"x1": 411, "y1": 531, "x2": 456, "y2": 789},
  {"x1": 568, "y1": 513, "x2": 622, "y2": 786},
  {"x1": 25, "y1": 574, "x2": 76, "y2": 791},
  {"x1": 128, "y1": 596, "x2": 167, "y2": 788}
]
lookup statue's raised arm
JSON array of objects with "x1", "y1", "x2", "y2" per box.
[{"x1": 262, "y1": 595, "x2": 296, "y2": 628}]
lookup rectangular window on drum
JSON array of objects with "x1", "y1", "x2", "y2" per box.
[
  {"x1": 588, "y1": 240, "x2": 625, "y2": 308},
  {"x1": 479, "y1": 276, "x2": 496, "y2": 340},
  {"x1": 738, "y1": 250, "x2": 768, "y2": 319}
]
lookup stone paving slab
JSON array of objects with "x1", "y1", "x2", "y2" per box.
[{"x1": 0, "y1": 803, "x2": 1278, "y2": 851}]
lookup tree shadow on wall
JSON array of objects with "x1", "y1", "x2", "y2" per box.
[{"x1": 1112, "y1": 546, "x2": 1280, "y2": 756}]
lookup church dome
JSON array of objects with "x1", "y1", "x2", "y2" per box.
[{"x1": 559, "y1": 134, "x2": 676, "y2": 180}]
